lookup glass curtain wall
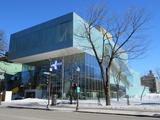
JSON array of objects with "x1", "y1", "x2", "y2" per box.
[
  {"x1": 84, "y1": 53, "x2": 103, "y2": 99},
  {"x1": 20, "y1": 53, "x2": 104, "y2": 99}
]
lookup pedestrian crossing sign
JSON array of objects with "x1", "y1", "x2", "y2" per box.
[{"x1": 76, "y1": 87, "x2": 80, "y2": 93}]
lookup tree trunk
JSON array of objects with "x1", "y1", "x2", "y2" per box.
[
  {"x1": 69, "y1": 89, "x2": 73, "y2": 104},
  {"x1": 140, "y1": 86, "x2": 146, "y2": 101},
  {"x1": 99, "y1": 62, "x2": 112, "y2": 105},
  {"x1": 105, "y1": 71, "x2": 111, "y2": 105},
  {"x1": 99, "y1": 63, "x2": 109, "y2": 106},
  {"x1": 116, "y1": 84, "x2": 119, "y2": 102},
  {"x1": 105, "y1": 58, "x2": 113, "y2": 106}
]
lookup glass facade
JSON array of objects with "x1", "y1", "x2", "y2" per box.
[
  {"x1": 20, "y1": 53, "x2": 104, "y2": 99},
  {"x1": 9, "y1": 13, "x2": 73, "y2": 60}
]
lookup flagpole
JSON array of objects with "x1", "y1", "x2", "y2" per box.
[{"x1": 61, "y1": 56, "x2": 64, "y2": 100}]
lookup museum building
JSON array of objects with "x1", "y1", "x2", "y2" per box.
[{"x1": 8, "y1": 12, "x2": 126, "y2": 99}]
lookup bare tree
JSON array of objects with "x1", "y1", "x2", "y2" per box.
[
  {"x1": 75, "y1": 5, "x2": 150, "y2": 105},
  {"x1": 156, "y1": 68, "x2": 160, "y2": 79},
  {"x1": 140, "y1": 86, "x2": 146, "y2": 101},
  {"x1": 0, "y1": 31, "x2": 8, "y2": 57},
  {"x1": 112, "y1": 63, "x2": 131, "y2": 101}
]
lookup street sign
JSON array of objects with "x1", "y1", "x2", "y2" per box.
[
  {"x1": 141, "y1": 74, "x2": 155, "y2": 88},
  {"x1": 43, "y1": 72, "x2": 51, "y2": 75},
  {"x1": 76, "y1": 86, "x2": 80, "y2": 93}
]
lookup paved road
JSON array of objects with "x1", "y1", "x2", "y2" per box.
[{"x1": 0, "y1": 108, "x2": 159, "y2": 120}]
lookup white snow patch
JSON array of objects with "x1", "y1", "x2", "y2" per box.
[{"x1": 1, "y1": 93, "x2": 160, "y2": 112}]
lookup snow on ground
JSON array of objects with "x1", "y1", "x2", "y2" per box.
[
  {"x1": 1, "y1": 93, "x2": 160, "y2": 112},
  {"x1": 2, "y1": 98, "x2": 48, "y2": 107},
  {"x1": 140, "y1": 93, "x2": 160, "y2": 103}
]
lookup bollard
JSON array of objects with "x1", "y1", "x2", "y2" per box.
[{"x1": 126, "y1": 95, "x2": 130, "y2": 105}]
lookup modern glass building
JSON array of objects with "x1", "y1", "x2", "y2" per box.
[{"x1": 9, "y1": 12, "x2": 126, "y2": 99}]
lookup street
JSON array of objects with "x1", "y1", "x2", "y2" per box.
[{"x1": 0, "y1": 108, "x2": 159, "y2": 120}]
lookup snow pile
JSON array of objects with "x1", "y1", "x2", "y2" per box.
[
  {"x1": 141, "y1": 93, "x2": 160, "y2": 104},
  {"x1": 2, "y1": 98, "x2": 48, "y2": 106},
  {"x1": 1, "y1": 98, "x2": 160, "y2": 112},
  {"x1": 1, "y1": 93, "x2": 160, "y2": 109}
]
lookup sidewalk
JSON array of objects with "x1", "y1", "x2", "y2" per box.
[
  {"x1": 4, "y1": 104, "x2": 160, "y2": 118},
  {"x1": 1, "y1": 98, "x2": 160, "y2": 118}
]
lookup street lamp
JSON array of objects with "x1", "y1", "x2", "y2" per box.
[
  {"x1": 43, "y1": 58, "x2": 53, "y2": 109},
  {"x1": 76, "y1": 66, "x2": 80, "y2": 111},
  {"x1": 0, "y1": 92, "x2": 2, "y2": 105},
  {"x1": 43, "y1": 71, "x2": 51, "y2": 109}
]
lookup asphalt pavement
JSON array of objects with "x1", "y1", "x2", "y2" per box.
[{"x1": 0, "y1": 108, "x2": 159, "y2": 120}]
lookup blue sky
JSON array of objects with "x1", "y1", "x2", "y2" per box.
[{"x1": 0, "y1": 0, "x2": 160, "y2": 75}]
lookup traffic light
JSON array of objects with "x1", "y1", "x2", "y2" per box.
[
  {"x1": 72, "y1": 83, "x2": 77, "y2": 90},
  {"x1": 44, "y1": 75, "x2": 50, "y2": 85}
]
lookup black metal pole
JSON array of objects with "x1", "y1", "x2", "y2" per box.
[
  {"x1": 0, "y1": 91, "x2": 1, "y2": 105},
  {"x1": 76, "y1": 69, "x2": 80, "y2": 111},
  {"x1": 47, "y1": 74, "x2": 51, "y2": 109},
  {"x1": 61, "y1": 57, "x2": 64, "y2": 100},
  {"x1": 47, "y1": 59, "x2": 52, "y2": 109},
  {"x1": 0, "y1": 81, "x2": 1, "y2": 105},
  {"x1": 76, "y1": 90, "x2": 79, "y2": 111}
]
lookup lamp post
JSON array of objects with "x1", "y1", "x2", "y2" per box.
[
  {"x1": 0, "y1": 79, "x2": 2, "y2": 105},
  {"x1": 50, "y1": 59, "x2": 63, "y2": 100},
  {"x1": 44, "y1": 71, "x2": 51, "y2": 109},
  {"x1": 76, "y1": 66, "x2": 80, "y2": 111},
  {"x1": 43, "y1": 58, "x2": 52, "y2": 109}
]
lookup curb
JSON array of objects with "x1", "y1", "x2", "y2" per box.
[
  {"x1": 6, "y1": 106, "x2": 160, "y2": 118},
  {"x1": 77, "y1": 110, "x2": 160, "y2": 118},
  {"x1": 7, "y1": 106, "x2": 75, "y2": 112},
  {"x1": 7, "y1": 106, "x2": 52, "y2": 111},
  {"x1": 55, "y1": 105, "x2": 160, "y2": 113}
]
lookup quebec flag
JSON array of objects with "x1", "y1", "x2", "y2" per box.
[{"x1": 50, "y1": 59, "x2": 62, "y2": 71}]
